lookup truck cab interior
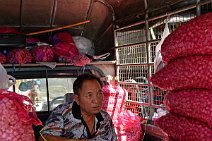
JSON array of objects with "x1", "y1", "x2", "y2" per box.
[{"x1": 1, "y1": 0, "x2": 212, "y2": 141}]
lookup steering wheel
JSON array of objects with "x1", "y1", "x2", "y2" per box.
[{"x1": 49, "y1": 96, "x2": 65, "y2": 110}]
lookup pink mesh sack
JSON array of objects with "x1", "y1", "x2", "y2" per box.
[
  {"x1": 52, "y1": 42, "x2": 79, "y2": 61},
  {"x1": 0, "y1": 27, "x2": 19, "y2": 34},
  {"x1": 51, "y1": 32, "x2": 74, "y2": 44},
  {"x1": 6, "y1": 49, "x2": 32, "y2": 64},
  {"x1": 0, "y1": 89, "x2": 42, "y2": 141},
  {"x1": 164, "y1": 89, "x2": 212, "y2": 128},
  {"x1": 31, "y1": 45, "x2": 54, "y2": 62},
  {"x1": 0, "y1": 52, "x2": 6, "y2": 63},
  {"x1": 150, "y1": 55, "x2": 212, "y2": 90},
  {"x1": 102, "y1": 85, "x2": 128, "y2": 124},
  {"x1": 155, "y1": 113, "x2": 212, "y2": 141},
  {"x1": 72, "y1": 54, "x2": 91, "y2": 66},
  {"x1": 26, "y1": 37, "x2": 40, "y2": 45},
  {"x1": 116, "y1": 110, "x2": 143, "y2": 141},
  {"x1": 161, "y1": 13, "x2": 212, "y2": 64}
]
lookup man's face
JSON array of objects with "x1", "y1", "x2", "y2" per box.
[{"x1": 75, "y1": 79, "x2": 103, "y2": 115}]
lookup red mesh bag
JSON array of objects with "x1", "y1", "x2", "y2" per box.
[
  {"x1": 0, "y1": 52, "x2": 6, "y2": 63},
  {"x1": 115, "y1": 110, "x2": 143, "y2": 141},
  {"x1": 31, "y1": 45, "x2": 54, "y2": 62},
  {"x1": 51, "y1": 32, "x2": 75, "y2": 44},
  {"x1": 155, "y1": 113, "x2": 212, "y2": 141},
  {"x1": 52, "y1": 43, "x2": 91, "y2": 66},
  {"x1": 161, "y1": 13, "x2": 212, "y2": 64},
  {"x1": 0, "y1": 89, "x2": 42, "y2": 141},
  {"x1": 0, "y1": 27, "x2": 19, "y2": 34},
  {"x1": 52, "y1": 42, "x2": 79, "y2": 60},
  {"x1": 102, "y1": 85, "x2": 128, "y2": 124},
  {"x1": 72, "y1": 54, "x2": 91, "y2": 66},
  {"x1": 164, "y1": 89, "x2": 212, "y2": 128},
  {"x1": 26, "y1": 37, "x2": 40, "y2": 45},
  {"x1": 6, "y1": 49, "x2": 32, "y2": 64},
  {"x1": 150, "y1": 55, "x2": 212, "y2": 90}
]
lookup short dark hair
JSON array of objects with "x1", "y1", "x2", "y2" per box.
[{"x1": 73, "y1": 73, "x2": 103, "y2": 95}]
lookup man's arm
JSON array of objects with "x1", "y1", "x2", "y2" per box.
[{"x1": 39, "y1": 135, "x2": 88, "y2": 141}]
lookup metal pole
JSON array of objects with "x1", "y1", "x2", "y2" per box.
[
  {"x1": 144, "y1": 0, "x2": 153, "y2": 119},
  {"x1": 113, "y1": 24, "x2": 119, "y2": 85},
  {"x1": 50, "y1": 0, "x2": 57, "y2": 29},
  {"x1": 45, "y1": 69, "x2": 50, "y2": 114},
  {"x1": 196, "y1": 0, "x2": 201, "y2": 16}
]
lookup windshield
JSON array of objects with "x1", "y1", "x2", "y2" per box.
[{"x1": 9, "y1": 78, "x2": 76, "y2": 111}]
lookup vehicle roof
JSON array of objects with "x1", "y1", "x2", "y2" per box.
[{"x1": 0, "y1": 0, "x2": 196, "y2": 55}]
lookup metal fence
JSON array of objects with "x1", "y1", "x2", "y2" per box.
[{"x1": 114, "y1": 1, "x2": 212, "y2": 120}]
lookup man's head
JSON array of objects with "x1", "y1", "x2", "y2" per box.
[
  {"x1": 73, "y1": 73, "x2": 103, "y2": 95},
  {"x1": 73, "y1": 73, "x2": 104, "y2": 115}
]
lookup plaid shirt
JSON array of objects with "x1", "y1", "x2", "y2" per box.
[{"x1": 41, "y1": 102, "x2": 117, "y2": 141}]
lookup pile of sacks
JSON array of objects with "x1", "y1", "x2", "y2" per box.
[
  {"x1": 151, "y1": 13, "x2": 212, "y2": 141},
  {"x1": 0, "y1": 64, "x2": 42, "y2": 141},
  {"x1": 102, "y1": 84, "x2": 144, "y2": 141},
  {"x1": 0, "y1": 28, "x2": 93, "y2": 66}
]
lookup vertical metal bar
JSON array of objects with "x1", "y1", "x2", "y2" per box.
[
  {"x1": 144, "y1": 0, "x2": 153, "y2": 118},
  {"x1": 45, "y1": 69, "x2": 50, "y2": 114},
  {"x1": 196, "y1": 0, "x2": 201, "y2": 16},
  {"x1": 114, "y1": 25, "x2": 119, "y2": 85},
  {"x1": 11, "y1": 66, "x2": 16, "y2": 92},
  {"x1": 12, "y1": 65, "x2": 16, "y2": 92},
  {"x1": 50, "y1": 0, "x2": 57, "y2": 28}
]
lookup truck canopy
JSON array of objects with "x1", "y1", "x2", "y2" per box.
[{"x1": 0, "y1": 0, "x2": 193, "y2": 55}]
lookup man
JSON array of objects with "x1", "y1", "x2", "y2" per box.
[{"x1": 39, "y1": 73, "x2": 117, "y2": 141}]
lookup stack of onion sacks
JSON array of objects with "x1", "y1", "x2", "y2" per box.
[
  {"x1": 102, "y1": 84, "x2": 144, "y2": 141},
  {"x1": 51, "y1": 32, "x2": 91, "y2": 66},
  {"x1": 150, "y1": 13, "x2": 212, "y2": 141}
]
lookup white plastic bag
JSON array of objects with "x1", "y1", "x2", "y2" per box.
[
  {"x1": 0, "y1": 64, "x2": 16, "y2": 89},
  {"x1": 73, "y1": 36, "x2": 95, "y2": 56},
  {"x1": 154, "y1": 21, "x2": 170, "y2": 73}
]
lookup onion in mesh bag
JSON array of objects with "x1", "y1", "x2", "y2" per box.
[
  {"x1": 52, "y1": 42, "x2": 79, "y2": 59},
  {"x1": 0, "y1": 27, "x2": 19, "y2": 34},
  {"x1": 150, "y1": 55, "x2": 212, "y2": 90},
  {"x1": 6, "y1": 49, "x2": 32, "y2": 64},
  {"x1": 102, "y1": 85, "x2": 128, "y2": 123},
  {"x1": 155, "y1": 113, "x2": 212, "y2": 141},
  {"x1": 0, "y1": 52, "x2": 6, "y2": 63},
  {"x1": 164, "y1": 89, "x2": 212, "y2": 128},
  {"x1": 72, "y1": 54, "x2": 91, "y2": 66},
  {"x1": 51, "y1": 32, "x2": 75, "y2": 44},
  {"x1": 0, "y1": 89, "x2": 42, "y2": 141},
  {"x1": 26, "y1": 37, "x2": 40, "y2": 45},
  {"x1": 115, "y1": 110, "x2": 143, "y2": 141},
  {"x1": 31, "y1": 45, "x2": 54, "y2": 62},
  {"x1": 161, "y1": 13, "x2": 212, "y2": 64}
]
